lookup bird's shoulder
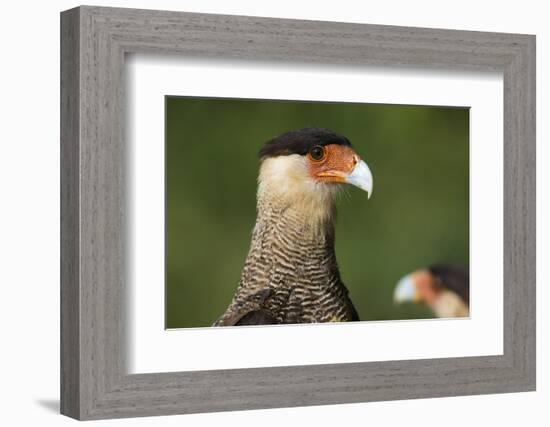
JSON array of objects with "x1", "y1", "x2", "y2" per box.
[
  {"x1": 233, "y1": 309, "x2": 279, "y2": 325},
  {"x1": 214, "y1": 287, "x2": 282, "y2": 326}
]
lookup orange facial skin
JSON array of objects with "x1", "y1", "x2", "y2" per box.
[
  {"x1": 306, "y1": 144, "x2": 360, "y2": 183},
  {"x1": 411, "y1": 270, "x2": 440, "y2": 305}
]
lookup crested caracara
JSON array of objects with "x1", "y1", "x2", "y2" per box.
[
  {"x1": 213, "y1": 128, "x2": 373, "y2": 326},
  {"x1": 393, "y1": 264, "x2": 469, "y2": 318}
]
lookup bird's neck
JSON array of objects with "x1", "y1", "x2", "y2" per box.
[
  {"x1": 237, "y1": 160, "x2": 344, "y2": 293},
  {"x1": 431, "y1": 290, "x2": 469, "y2": 318},
  {"x1": 255, "y1": 155, "x2": 341, "y2": 237},
  {"x1": 237, "y1": 186, "x2": 343, "y2": 295},
  {"x1": 255, "y1": 181, "x2": 338, "y2": 243}
]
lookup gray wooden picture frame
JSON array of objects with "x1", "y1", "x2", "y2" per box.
[{"x1": 60, "y1": 5, "x2": 536, "y2": 421}]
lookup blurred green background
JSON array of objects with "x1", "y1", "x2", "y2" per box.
[{"x1": 166, "y1": 96, "x2": 469, "y2": 329}]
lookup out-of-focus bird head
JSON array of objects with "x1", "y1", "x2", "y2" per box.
[
  {"x1": 257, "y1": 128, "x2": 372, "y2": 229},
  {"x1": 393, "y1": 264, "x2": 469, "y2": 318}
]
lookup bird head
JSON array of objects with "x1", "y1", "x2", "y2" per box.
[
  {"x1": 394, "y1": 269, "x2": 439, "y2": 306},
  {"x1": 393, "y1": 264, "x2": 470, "y2": 316},
  {"x1": 257, "y1": 128, "x2": 373, "y2": 208}
]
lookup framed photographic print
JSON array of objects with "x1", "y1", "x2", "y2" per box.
[{"x1": 60, "y1": 5, "x2": 535, "y2": 420}]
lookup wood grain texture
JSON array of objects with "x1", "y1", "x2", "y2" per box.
[
  {"x1": 60, "y1": 7, "x2": 80, "y2": 419},
  {"x1": 60, "y1": 5, "x2": 536, "y2": 420}
]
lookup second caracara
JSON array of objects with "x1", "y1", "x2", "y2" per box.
[
  {"x1": 213, "y1": 128, "x2": 373, "y2": 326},
  {"x1": 393, "y1": 264, "x2": 469, "y2": 318}
]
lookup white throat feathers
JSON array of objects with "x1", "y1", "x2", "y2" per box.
[{"x1": 257, "y1": 155, "x2": 341, "y2": 238}]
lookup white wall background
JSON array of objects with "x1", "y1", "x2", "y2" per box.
[{"x1": 0, "y1": 0, "x2": 546, "y2": 425}]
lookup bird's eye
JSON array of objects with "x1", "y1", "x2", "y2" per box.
[{"x1": 309, "y1": 145, "x2": 326, "y2": 161}]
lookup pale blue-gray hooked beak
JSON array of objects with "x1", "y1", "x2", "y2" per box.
[
  {"x1": 394, "y1": 274, "x2": 416, "y2": 304},
  {"x1": 345, "y1": 159, "x2": 373, "y2": 198}
]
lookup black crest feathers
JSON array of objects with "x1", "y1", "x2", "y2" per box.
[{"x1": 259, "y1": 128, "x2": 351, "y2": 159}]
